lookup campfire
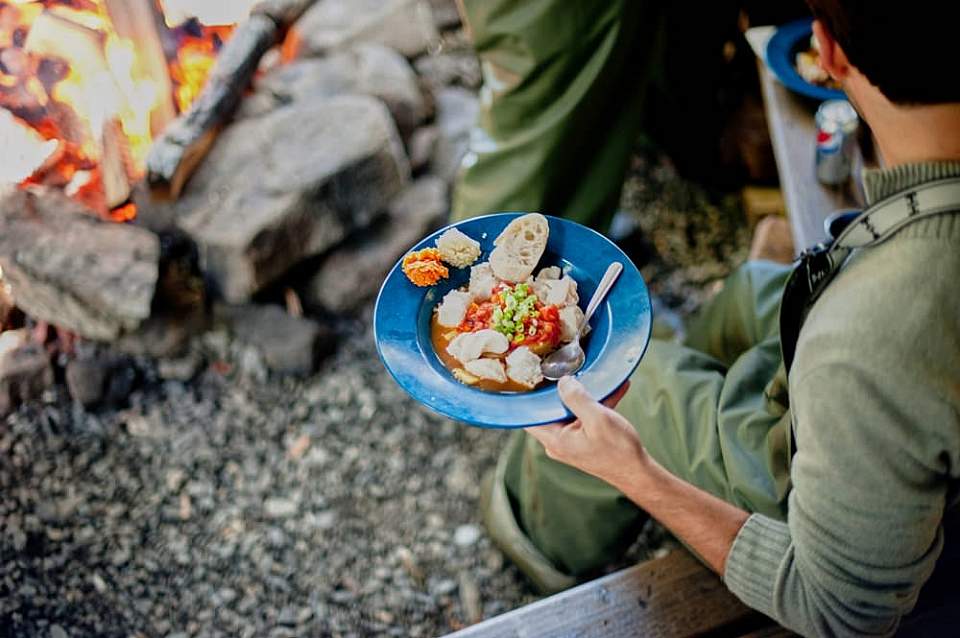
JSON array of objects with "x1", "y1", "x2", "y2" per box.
[
  {"x1": 0, "y1": 0, "x2": 247, "y2": 217},
  {"x1": 0, "y1": 0, "x2": 449, "y2": 414}
]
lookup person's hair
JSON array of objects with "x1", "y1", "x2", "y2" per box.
[{"x1": 804, "y1": 0, "x2": 960, "y2": 105}]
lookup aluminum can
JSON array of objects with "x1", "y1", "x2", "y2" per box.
[{"x1": 815, "y1": 99, "x2": 859, "y2": 185}]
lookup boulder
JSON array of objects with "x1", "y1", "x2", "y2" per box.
[
  {"x1": 305, "y1": 176, "x2": 448, "y2": 314},
  {"x1": 240, "y1": 45, "x2": 427, "y2": 137},
  {"x1": 0, "y1": 187, "x2": 160, "y2": 341},
  {"x1": 291, "y1": 0, "x2": 440, "y2": 59},
  {"x1": 141, "y1": 95, "x2": 410, "y2": 303},
  {"x1": 431, "y1": 87, "x2": 479, "y2": 182},
  {"x1": 414, "y1": 52, "x2": 482, "y2": 92},
  {"x1": 0, "y1": 340, "x2": 53, "y2": 416},
  {"x1": 217, "y1": 304, "x2": 337, "y2": 375},
  {"x1": 407, "y1": 125, "x2": 439, "y2": 174},
  {"x1": 427, "y1": 0, "x2": 461, "y2": 30}
]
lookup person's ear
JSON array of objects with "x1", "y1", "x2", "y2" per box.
[{"x1": 812, "y1": 19, "x2": 851, "y2": 82}]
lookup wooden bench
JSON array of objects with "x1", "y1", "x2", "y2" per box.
[{"x1": 444, "y1": 549, "x2": 790, "y2": 638}]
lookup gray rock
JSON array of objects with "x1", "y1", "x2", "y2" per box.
[
  {"x1": 453, "y1": 524, "x2": 481, "y2": 547},
  {"x1": 304, "y1": 176, "x2": 448, "y2": 314},
  {"x1": 244, "y1": 46, "x2": 427, "y2": 138},
  {"x1": 219, "y1": 304, "x2": 336, "y2": 375},
  {"x1": 0, "y1": 187, "x2": 160, "y2": 340},
  {"x1": 263, "y1": 497, "x2": 298, "y2": 520},
  {"x1": 408, "y1": 126, "x2": 439, "y2": 173},
  {"x1": 432, "y1": 87, "x2": 480, "y2": 181},
  {"x1": 213, "y1": 587, "x2": 238, "y2": 607},
  {"x1": 414, "y1": 53, "x2": 482, "y2": 92},
  {"x1": 143, "y1": 96, "x2": 410, "y2": 303},
  {"x1": 0, "y1": 342, "x2": 53, "y2": 416},
  {"x1": 292, "y1": 0, "x2": 440, "y2": 59},
  {"x1": 276, "y1": 606, "x2": 298, "y2": 626},
  {"x1": 64, "y1": 358, "x2": 109, "y2": 408},
  {"x1": 114, "y1": 311, "x2": 205, "y2": 359},
  {"x1": 49, "y1": 625, "x2": 68, "y2": 638},
  {"x1": 157, "y1": 353, "x2": 202, "y2": 382},
  {"x1": 431, "y1": 578, "x2": 457, "y2": 596},
  {"x1": 428, "y1": 0, "x2": 461, "y2": 30}
]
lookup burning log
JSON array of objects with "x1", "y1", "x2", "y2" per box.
[
  {"x1": 102, "y1": 0, "x2": 177, "y2": 137},
  {"x1": 24, "y1": 9, "x2": 134, "y2": 208},
  {"x1": 99, "y1": 118, "x2": 133, "y2": 209},
  {"x1": 146, "y1": 0, "x2": 318, "y2": 199},
  {"x1": 0, "y1": 186, "x2": 160, "y2": 341}
]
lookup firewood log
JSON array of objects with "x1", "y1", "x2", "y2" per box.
[{"x1": 145, "y1": 0, "x2": 318, "y2": 199}]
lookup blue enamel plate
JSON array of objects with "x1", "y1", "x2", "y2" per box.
[
  {"x1": 765, "y1": 18, "x2": 845, "y2": 102},
  {"x1": 373, "y1": 213, "x2": 653, "y2": 429}
]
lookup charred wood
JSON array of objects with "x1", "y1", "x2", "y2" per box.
[{"x1": 146, "y1": 0, "x2": 318, "y2": 199}]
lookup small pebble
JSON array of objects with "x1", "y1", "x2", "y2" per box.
[{"x1": 453, "y1": 524, "x2": 481, "y2": 547}]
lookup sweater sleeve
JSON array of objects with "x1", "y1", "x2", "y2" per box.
[{"x1": 723, "y1": 362, "x2": 948, "y2": 637}]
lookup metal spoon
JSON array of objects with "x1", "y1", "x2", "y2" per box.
[{"x1": 541, "y1": 262, "x2": 623, "y2": 381}]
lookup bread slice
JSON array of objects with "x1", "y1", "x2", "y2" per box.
[{"x1": 490, "y1": 213, "x2": 549, "y2": 282}]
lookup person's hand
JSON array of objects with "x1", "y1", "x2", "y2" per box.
[{"x1": 526, "y1": 376, "x2": 648, "y2": 488}]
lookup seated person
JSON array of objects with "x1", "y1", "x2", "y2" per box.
[{"x1": 482, "y1": 1, "x2": 960, "y2": 635}]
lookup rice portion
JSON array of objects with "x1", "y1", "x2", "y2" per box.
[{"x1": 436, "y1": 228, "x2": 481, "y2": 268}]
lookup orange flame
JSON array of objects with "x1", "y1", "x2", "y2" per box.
[{"x1": 169, "y1": 24, "x2": 231, "y2": 113}]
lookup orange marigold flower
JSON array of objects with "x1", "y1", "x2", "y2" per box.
[{"x1": 402, "y1": 248, "x2": 449, "y2": 287}]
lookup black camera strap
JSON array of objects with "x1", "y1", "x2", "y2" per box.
[{"x1": 779, "y1": 176, "x2": 960, "y2": 375}]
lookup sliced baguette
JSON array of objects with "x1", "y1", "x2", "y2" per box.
[{"x1": 489, "y1": 213, "x2": 549, "y2": 282}]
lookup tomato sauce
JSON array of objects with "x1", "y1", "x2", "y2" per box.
[{"x1": 430, "y1": 285, "x2": 564, "y2": 393}]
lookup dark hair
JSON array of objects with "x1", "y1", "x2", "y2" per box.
[{"x1": 804, "y1": 0, "x2": 960, "y2": 105}]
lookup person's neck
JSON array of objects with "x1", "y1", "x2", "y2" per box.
[{"x1": 869, "y1": 102, "x2": 960, "y2": 168}]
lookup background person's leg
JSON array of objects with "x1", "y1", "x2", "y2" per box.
[
  {"x1": 452, "y1": 0, "x2": 664, "y2": 231},
  {"x1": 683, "y1": 260, "x2": 791, "y2": 366}
]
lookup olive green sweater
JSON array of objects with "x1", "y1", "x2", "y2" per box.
[{"x1": 724, "y1": 161, "x2": 960, "y2": 636}]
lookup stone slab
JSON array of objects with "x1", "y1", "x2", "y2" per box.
[
  {"x1": 292, "y1": 0, "x2": 440, "y2": 59},
  {"x1": 305, "y1": 176, "x2": 448, "y2": 314},
  {"x1": 142, "y1": 95, "x2": 410, "y2": 303},
  {"x1": 0, "y1": 187, "x2": 160, "y2": 341},
  {"x1": 241, "y1": 45, "x2": 427, "y2": 137}
]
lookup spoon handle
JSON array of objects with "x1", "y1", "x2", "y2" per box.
[{"x1": 580, "y1": 262, "x2": 623, "y2": 332}]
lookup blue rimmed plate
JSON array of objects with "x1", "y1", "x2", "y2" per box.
[
  {"x1": 766, "y1": 18, "x2": 845, "y2": 102},
  {"x1": 373, "y1": 213, "x2": 653, "y2": 429}
]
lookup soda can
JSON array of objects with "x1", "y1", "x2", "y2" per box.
[{"x1": 815, "y1": 99, "x2": 859, "y2": 186}]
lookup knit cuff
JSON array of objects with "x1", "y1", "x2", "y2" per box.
[{"x1": 723, "y1": 513, "x2": 792, "y2": 617}]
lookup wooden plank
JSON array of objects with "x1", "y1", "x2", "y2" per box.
[
  {"x1": 756, "y1": 62, "x2": 863, "y2": 253},
  {"x1": 443, "y1": 550, "x2": 770, "y2": 638}
]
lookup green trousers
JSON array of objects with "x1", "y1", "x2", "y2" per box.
[
  {"x1": 451, "y1": 0, "x2": 741, "y2": 230},
  {"x1": 484, "y1": 261, "x2": 795, "y2": 592}
]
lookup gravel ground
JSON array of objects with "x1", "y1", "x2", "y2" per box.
[
  {"x1": 0, "y1": 152, "x2": 751, "y2": 637},
  {"x1": 0, "y1": 316, "x2": 536, "y2": 637}
]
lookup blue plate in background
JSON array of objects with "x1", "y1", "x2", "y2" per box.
[
  {"x1": 766, "y1": 18, "x2": 845, "y2": 102},
  {"x1": 373, "y1": 214, "x2": 652, "y2": 429}
]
